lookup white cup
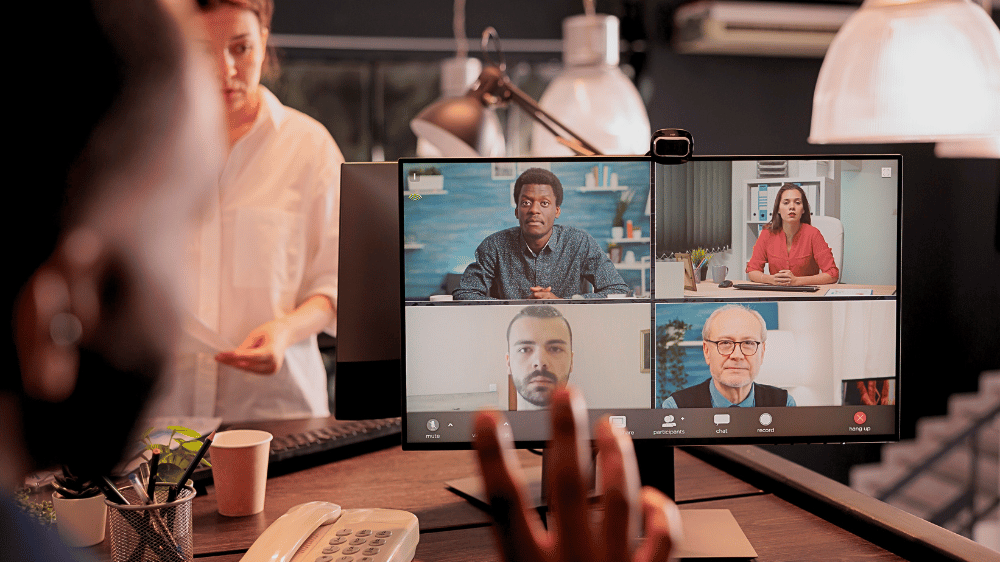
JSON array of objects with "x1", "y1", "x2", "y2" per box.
[{"x1": 210, "y1": 430, "x2": 273, "y2": 516}]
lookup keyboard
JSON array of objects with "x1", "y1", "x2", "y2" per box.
[
  {"x1": 733, "y1": 283, "x2": 820, "y2": 292},
  {"x1": 268, "y1": 417, "x2": 402, "y2": 463},
  {"x1": 190, "y1": 417, "x2": 401, "y2": 486}
]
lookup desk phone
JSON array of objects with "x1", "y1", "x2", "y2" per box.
[{"x1": 240, "y1": 501, "x2": 418, "y2": 562}]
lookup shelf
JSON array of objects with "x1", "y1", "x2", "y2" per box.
[
  {"x1": 403, "y1": 190, "x2": 448, "y2": 196},
  {"x1": 570, "y1": 185, "x2": 630, "y2": 193},
  {"x1": 613, "y1": 262, "x2": 651, "y2": 271},
  {"x1": 608, "y1": 237, "x2": 650, "y2": 244}
]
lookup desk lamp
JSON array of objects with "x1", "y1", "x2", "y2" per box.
[
  {"x1": 410, "y1": 28, "x2": 603, "y2": 157},
  {"x1": 809, "y1": 0, "x2": 1000, "y2": 157},
  {"x1": 414, "y1": 0, "x2": 506, "y2": 157}
]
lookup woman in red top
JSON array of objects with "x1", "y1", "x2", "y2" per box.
[{"x1": 746, "y1": 183, "x2": 839, "y2": 286}]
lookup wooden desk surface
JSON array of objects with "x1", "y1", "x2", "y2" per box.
[
  {"x1": 685, "y1": 280, "x2": 896, "y2": 298},
  {"x1": 86, "y1": 444, "x2": 925, "y2": 562}
]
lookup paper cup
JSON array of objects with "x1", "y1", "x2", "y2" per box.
[{"x1": 210, "y1": 430, "x2": 272, "y2": 517}]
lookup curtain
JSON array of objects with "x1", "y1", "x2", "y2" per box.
[{"x1": 655, "y1": 161, "x2": 732, "y2": 258}]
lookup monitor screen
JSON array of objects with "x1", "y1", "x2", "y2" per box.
[{"x1": 400, "y1": 155, "x2": 900, "y2": 449}]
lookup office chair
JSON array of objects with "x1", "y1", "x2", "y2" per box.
[{"x1": 810, "y1": 215, "x2": 844, "y2": 282}]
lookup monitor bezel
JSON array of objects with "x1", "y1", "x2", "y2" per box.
[{"x1": 398, "y1": 154, "x2": 902, "y2": 450}]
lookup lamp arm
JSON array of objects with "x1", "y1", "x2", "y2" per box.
[{"x1": 503, "y1": 81, "x2": 603, "y2": 156}]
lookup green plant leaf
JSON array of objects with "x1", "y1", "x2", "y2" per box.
[
  {"x1": 166, "y1": 426, "x2": 202, "y2": 438},
  {"x1": 180, "y1": 440, "x2": 205, "y2": 452}
]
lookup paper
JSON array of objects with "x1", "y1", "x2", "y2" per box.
[
  {"x1": 181, "y1": 312, "x2": 236, "y2": 353},
  {"x1": 826, "y1": 288, "x2": 874, "y2": 296},
  {"x1": 673, "y1": 509, "x2": 758, "y2": 558}
]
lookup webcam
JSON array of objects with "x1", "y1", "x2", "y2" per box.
[{"x1": 649, "y1": 128, "x2": 693, "y2": 164}]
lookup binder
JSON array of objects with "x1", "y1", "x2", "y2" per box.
[{"x1": 757, "y1": 184, "x2": 769, "y2": 222}]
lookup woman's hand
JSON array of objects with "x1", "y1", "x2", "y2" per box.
[
  {"x1": 215, "y1": 294, "x2": 334, "y2": 375},
  {"x1": 215, "y1": 320, "x2": 289, "y2": 374},
  {"x1": 474, "y1": 387, "x2": 680, "y2": 562},
  {"x1": 771, "y1": 270, "x2": 797, "y2": 285}
]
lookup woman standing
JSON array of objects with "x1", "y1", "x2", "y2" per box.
[
  {"x1": 746, "y1": 183, "x2": 839, "y2": 286},
  {"x1": 157, "y1": 0, "x2": 344, "y2": 421}
]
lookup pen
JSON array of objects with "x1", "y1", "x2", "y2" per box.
[
  {"x1": 128, "y1": 473, "x2": 151, "y2": 505},
  {"x1": 100, "y1": 476, "x2": 130, "y2": 505},
  {"x1": 167, "y1": 431, "x2": 215, "y2": 503},
  {"x1": 146, "y1": 448, "x2": 160, "y2": 502}
]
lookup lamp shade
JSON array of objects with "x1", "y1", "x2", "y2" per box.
[
  {"x1": 935, "y1": 135, "x2": 1000, "y2": 158},
  {"x1": 411, "y1": 93, "x2": 503, "y2": 157},
  {"x1": 532, "y1": 14, "x2": 651, "y2": 156},
  {"x1": 809, "y1": 0, "x2": 1000, "y2": 144}
]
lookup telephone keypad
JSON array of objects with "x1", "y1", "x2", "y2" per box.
[{"x1": 295, "y1": 507, "x2": 418, "y2": 562}]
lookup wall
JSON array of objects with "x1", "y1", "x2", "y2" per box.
[
  {"x1": 272, "y1": 0, "x2": 1000, "y2": 481},
  {"x1": 405, "y1": 302, "x2": 651, "y2": 409},
  {"x1": 840, "y1": 160, "x2": 898, "y2": 285}
]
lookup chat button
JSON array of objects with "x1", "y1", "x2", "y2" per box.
[{"x1": 713, "y1": 413, "x2": 731, "y2": 425}]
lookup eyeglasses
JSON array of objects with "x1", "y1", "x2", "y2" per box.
[{"x1": 705, "y1": 339, "x2": 761, "y2": 356}]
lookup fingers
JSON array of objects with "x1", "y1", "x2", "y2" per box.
[
  {"x1": 474, "y1": 410, "x2": 547, "y2": 562},
  {"x1": 634, "y1": 487, "x2": 680, "y2": 562},
  {"x1": 595, "y1": 418, "x2": 641, "y2": 561},
  {"x1": 546, "y1": 388, "x2": 593, "y2": 562}
]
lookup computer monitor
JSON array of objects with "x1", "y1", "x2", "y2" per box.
[
  {"x1": 399, "y1": 155, "x2": 900, "y2": 452},
  {"x1": 335, "y1": 162, "x2": 401, "y2": 420}
]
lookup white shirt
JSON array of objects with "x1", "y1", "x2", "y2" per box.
[{"x1": 154, "y1": 87, "x2": 343, "y2": 422}]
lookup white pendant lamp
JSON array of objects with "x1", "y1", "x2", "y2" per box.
[{"x1": 809, "y1": 0, "x2": 1000, "y2": 146}]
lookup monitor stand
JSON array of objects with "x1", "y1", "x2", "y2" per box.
[{"x1": 446, "y1": 445, "x2": 757, "y2": 559}]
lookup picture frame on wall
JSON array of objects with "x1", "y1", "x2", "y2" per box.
[{"x1": 640, "y1": 329, "x2": 651, "y2": 373}]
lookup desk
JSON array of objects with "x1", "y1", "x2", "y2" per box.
[
  {"x1": 685, "y1": 280, "x2": 896, "y2": 299},
  {"x1": 85, "y1": 421, "x2": 989, "y2": 561}
]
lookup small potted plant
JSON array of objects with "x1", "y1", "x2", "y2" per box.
[
  {"x1": 135, "y1": 425, "x2": 213, "y2": 485},
  {"x1": 690, "y1": 247, "x2": 710, "y2": 281},
  {"x1": 51, "y1": 465, "x2": 107, "y2": 547}
]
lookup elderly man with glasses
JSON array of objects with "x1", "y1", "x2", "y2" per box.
[{"x1": 661, "y1": 304, "x2": 796, "y2": 408}]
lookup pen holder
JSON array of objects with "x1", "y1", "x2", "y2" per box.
[{"x1": 107, "y1": 483, "x2": 196, "y2": 562}]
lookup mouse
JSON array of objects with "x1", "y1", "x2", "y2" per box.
[{"x1": 718, "y1": 280, "x2": 734, "y2": 288}]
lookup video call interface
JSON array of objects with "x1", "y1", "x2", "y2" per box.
[{"x1": 400, "y1": 156, "x2": 901, "y2": 448}]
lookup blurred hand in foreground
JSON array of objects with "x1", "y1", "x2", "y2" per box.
[{"x1": 474, "y1": 387, "x2": 681, "y2": 562}]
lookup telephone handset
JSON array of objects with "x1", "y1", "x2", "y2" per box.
[{"x1": 240, "y1": 501, "x2": 419, "y2": 562}]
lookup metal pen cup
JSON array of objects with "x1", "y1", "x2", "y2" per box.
[{"x1": 106, "y1": 483, "x2": 196, "y2": 562}]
